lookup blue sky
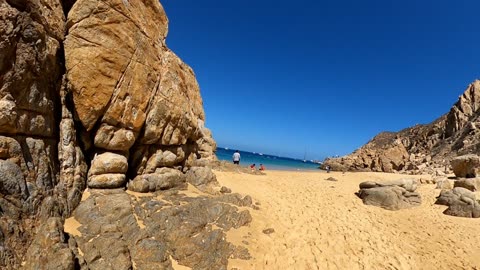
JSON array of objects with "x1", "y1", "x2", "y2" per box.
[{"x1": 162, "y1": 0, "x2": 480, "y2": 160}]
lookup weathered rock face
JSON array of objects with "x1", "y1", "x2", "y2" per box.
[
  {"x1": 451, "y1": 154, "x2": 480, "y2": 178},
  {"x1": 63, "y1": 0, "x2": 204, "y2": 143},
  {"x1": 436, "y1": 178, "x2": 453, "y2": 190},
  {"x1": 445, "y1": 82, "x2": 480, "y2": 137},
  {"x1": 324, "y1": 135, "x2": 410, "y2": 173},
  {"x1": 0, "y1": 0, "x2": 220, "y2": 268},
  {"x1": 64, "y1": 0, "x2": 216, "y2": 192},
  {"x1": 324, "y1": 80, "x2": 480, "y2": 175},
  {"x1": 23, "y1": 217, "x2": 76, "y2": 270},
  {"x1": 128, "y1": 167, "x2": 187, "y2": 193},
  {"x1": 0, "y1": 0, "x2": 87, "y2": 268},
  {"x1": 356, "y1": 179, "x2": 422, "y2": 210},
  {"x1": 453, "y1": 178, "x2": 480, "y2": 192},
  {"x1": 67, "y1": 189, "x2": 253, "y2": 270},
  {"x1": 435, "y1": 187, "x2": 480, "y2": 218}
]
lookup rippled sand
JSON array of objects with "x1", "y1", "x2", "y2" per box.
[{"x1": 216, "y1": 170, "x2": 480, "y2": 270}]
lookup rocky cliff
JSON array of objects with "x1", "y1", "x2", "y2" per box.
[
  {"x1": 0, "y1": 0, "x2": 249, "y2": 269},
  {"x1": 323, "y1": 80, "x2": 480, "y2": 174}
]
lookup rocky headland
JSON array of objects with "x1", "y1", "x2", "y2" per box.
[
  {"x1": 323, "y1": 80, "x2": 480, "y2": 175},
  {"x1": 0, "y1": 0, "x2": 251, "y2": 269}
]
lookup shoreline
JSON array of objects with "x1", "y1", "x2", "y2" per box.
[
  {"x1": 217, "y1": 161, "x2": 321, "y2": 172},
  {"x1": 216, "y1": 148, "x2": 321, "y2": 171},
  {"x1": 236, "y1": 166, "x2": 321, "y2": 172}
]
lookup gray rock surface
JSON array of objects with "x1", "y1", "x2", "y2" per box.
[
  {"x1": 357, "y1": 179, "x2": 422, "y2": 210},
  {"x1": 128, "y1": 168, "x2": 187, "y2": 193},
  {"x1": 22, "y1": 218, "x2": 76, "y2": 270},
  {"x1": 0, "y1": 0, "x2": 86, "y2": 267},
  {"x1": 0, "y1": 159, "x2": 24, "y2": 196},
  {"x1": 359, "y1": 178, "x2": 417, "y2": 192},
  {"x1": 436, "y1": 178, "x2": 453, "y2": 190},
  {"x1": 435, "y1": 187, "x2": 480, "y2": 218},
  {"x1": 453, "y1": 178, "x2": 480, "y2": 192},
  {"x1": 68, "y1": 189, "x2": 252, "y2": 270},
  {"x1": 186, "y1": 166, "x2": 218, "y2": 193}
]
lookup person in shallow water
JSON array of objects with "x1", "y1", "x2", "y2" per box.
[
  {"x1": 250, "y1": 163, "x2": 256, "y2": 170},
  {"x1": 259, "y1": 164, "x2": 266, "y2": 171},
  {"x1": 232, "y1": 150, "x2": 241, "y2": 165}
]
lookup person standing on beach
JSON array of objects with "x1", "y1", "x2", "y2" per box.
[{"x1": 232, "y1": 150, "x2": 241, "y2": 165}]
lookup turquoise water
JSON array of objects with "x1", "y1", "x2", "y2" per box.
[{"x1": 216, "y1": 147, "x2": 321, "y2": 171}]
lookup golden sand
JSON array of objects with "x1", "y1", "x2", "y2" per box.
[
  {"x1": 64, "y1": 216, "x2": 82, "y2": 237},
  {"x1": 216, "y1": 170, "x2": 480, "y2": 270},
  {"x1": 171, "y1": 255, "x2": 192, "y2": 270}
]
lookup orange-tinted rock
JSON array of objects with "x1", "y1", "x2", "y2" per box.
[
  {"x1": 1, "y1": 0, "x2": 221, "y2": 268},
  {"x1": 65, "y1": 0, "x2": 206, "y2": 148}
]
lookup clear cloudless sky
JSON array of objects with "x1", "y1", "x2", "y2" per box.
[{"x1": 161, "y1": 0, "x2": 480, "y2": 160}]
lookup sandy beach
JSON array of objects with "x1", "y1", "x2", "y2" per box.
[{"x1": 215, "y1": 169, "x2": 480, "y2": 270}]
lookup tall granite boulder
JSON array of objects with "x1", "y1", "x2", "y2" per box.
[
  {"x1": 0, "y1": 0, "x2": 221, "y2": 268},
  {"x1": 324, "y1": 80, "x2": 480, "y2": 174},
  {"x1": 64, "y1": 0, "x2": 216, "y2": 192}
]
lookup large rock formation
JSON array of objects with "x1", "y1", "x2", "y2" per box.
[
  {"x1": 0, "y1": 0, "x2": 84, "y2": 267},
  {"x1": 66, "y1": 189, "x2": 253, "y2": 269},
  {"x1": 64, "y1": 0, "x2": 216, "y2": 190},
  {"x1": 324, "y1": 80, "x2": 480, "y2": 174},
  {"x1": 435, "y1": 187, "x2": 480, "y2": 218},
  {"x1": 356, "y1": 179, "x2": 422, "y2": 210},
  {"x1": 0, "y1": 0, "x2": 238, "y2": 269}
]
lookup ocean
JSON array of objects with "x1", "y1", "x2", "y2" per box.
[{"x1": 216, "y1": 147, "x2": 322, "y2": 171}]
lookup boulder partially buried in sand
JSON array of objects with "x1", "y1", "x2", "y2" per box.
[
  {"x1": 453, "y1": 178, "x2": 480, "y2": 192},
  {"x1": 435, "y1": 187, "x2": 480, "y2": 218},
  {"x1": 357, "y1": 179, "x2": 421, "y2": 210}
]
